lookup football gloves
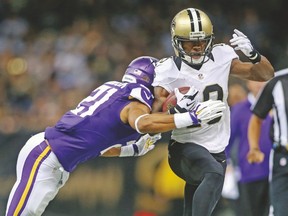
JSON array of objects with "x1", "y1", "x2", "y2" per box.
[
  {"x1": 119, "y1": 133, "x2": 161, "y2": 157},
  {"x1": 169, "y1": 86, "x2": 199, "y2": 114},
  {"x1": 174, "y1": 100, "x2": 226, "y2": 128},
  {"x1": 189, "y1": 100, "x2": 226, "y2": 125},
  {"x1": 229, "y1": 29, "x2": 261, "y2": 64}
]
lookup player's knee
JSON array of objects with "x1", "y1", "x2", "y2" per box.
[
  {"x1": 25, "y1": 191, "x2": 55, "y2": 215},
  {"x1": 24, "y1": 204, "x2": 38, "y2": 216}
]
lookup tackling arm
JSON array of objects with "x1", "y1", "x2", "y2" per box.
[
  {"x1": 128, "y1": 85, "x2": 201, "y2": 133},
  {"x1": 127, "y1": 99, "x2": 226, "y2": 134},
  {"x1": 127, "y1": 101, "x2": 177, "y2": 134},
  {"x1": 104, "y1": 97, "x2": 226, "y2": 157},
  {"x1": 131, "y1": 86, "x2": 176, "y2": 133}
]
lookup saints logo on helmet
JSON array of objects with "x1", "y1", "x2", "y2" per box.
[{"x1": 171, "y1": 8, "x2": 214, "y2": 65}]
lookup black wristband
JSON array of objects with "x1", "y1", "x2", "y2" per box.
[{"x1": 248, "y1": 49, "x2": 261, "y2": 64}]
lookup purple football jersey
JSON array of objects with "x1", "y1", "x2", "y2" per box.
[{"x1": 45, "y1": 81, "x2": 154, "y2": 172}]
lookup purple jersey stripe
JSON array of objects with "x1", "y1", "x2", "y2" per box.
[{"x1": 7, "y1": 141, "x2": 51, "y2": 216}]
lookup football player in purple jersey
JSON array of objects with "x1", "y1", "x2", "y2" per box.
[{"x1": 5, "y1": 56, "x2": 226, "y2": 216}]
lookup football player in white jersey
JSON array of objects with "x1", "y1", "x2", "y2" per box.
[{"x1": 152, "y1": 8, "x2": 274, "y2": 216}]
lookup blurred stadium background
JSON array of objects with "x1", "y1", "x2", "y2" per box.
[{"x1": 0, "y1": 0, "x2": 287, "y2": 215}]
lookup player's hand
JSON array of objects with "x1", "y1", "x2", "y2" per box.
[
  {"x1": 135, "y1": 133, "x2": 161, "y2": 156},
  {"x1": 229, "y1": 29, "x2": 261, "y2": 64},
  {"x1": 230, "y1": 29, "x2": 253, "y2": 56},
  {"x1": 119, "y1": 133, "x2": 161, "y2": 157},
  {"x1": 247, "y1": 148, "x2": 265, "y2": 164},
  {"x1": 189, "y1": 100, "x2": 226, "y2": 125},
  {"x1": 169, "y1": 86, "x2": 199, "y2": 114}
]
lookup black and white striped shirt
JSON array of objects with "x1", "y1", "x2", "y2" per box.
[{"x1": 252, "y1": 68, "x2": 288, "y2": 146}]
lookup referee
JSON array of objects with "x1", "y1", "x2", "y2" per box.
[{"x1": 247, "y1": 68, "x2": 288, "y2": 216}]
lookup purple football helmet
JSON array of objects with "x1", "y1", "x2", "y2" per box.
[{"x1": 122, "y1": 56, "x2": 158, "y2": 88}]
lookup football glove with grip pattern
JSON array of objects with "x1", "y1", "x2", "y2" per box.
[
  {"x1": 192, "y1": 100, "x2": 226, "y2": 124},
  {"x1": 120, "y1": 133, "x2": 161, "y2": 157},
  {"x1": 169, "y1": 86, "x2": 199, "y2": 114},
  {"x1": 174, "y1": 100, "x2": 226, "y2": 128},
  {"x1": 229, "y1": 29, "x2": 261, "y2": 64}
]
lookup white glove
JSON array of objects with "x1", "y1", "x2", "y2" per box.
[
  {"x1": 169, "y1": 86, "x2": 199, "y2": 114},
  {"x1": 193, "y1": 100, "x2": 226, "y2": 124},
  {"x1": 229, "y1": 29, "x2": 261, "y2": 64},
  {"x1": 119, "y1": 133, "x2": 161, "y2": 157},
  {"x1": 174, "y1": 100, "x2": 226, "y2": 128}
]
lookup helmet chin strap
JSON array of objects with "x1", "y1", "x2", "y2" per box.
[
  {"x1": 176, "y1": 41, "x2": 206, "y2": 65},
  {"x1": 184, "y1": 55, "x2": 204, "y2": 65}
]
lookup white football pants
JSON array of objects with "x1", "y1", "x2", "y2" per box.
[{"x1": 5, "y1": 132, "x2": 69, "y2": 216}]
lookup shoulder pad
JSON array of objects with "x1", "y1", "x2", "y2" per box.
[
  {"x1": 155, "y1": 57, "x2": 175, "y2": 73},
  {"x1": 130, "y1": 85, "x2": 154, "y2": 110},
  {"x1": 212, "y1": 43, "x2": 239, "y2": 61},
  {"x1": 153, "y1": 56, "x2": 181, "y2": 87}
]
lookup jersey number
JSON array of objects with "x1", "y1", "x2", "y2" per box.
[
  {"x1": 188, "y1": 83, "x2": 223, "y2": 128},
  {"x1": 71, "y1": 85, "x2": 118, "y2": 117},
  {"x1": 203, "y1": 84, "x2": 223, "y2": 124}
]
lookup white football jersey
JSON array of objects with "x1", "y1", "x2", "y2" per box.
[{"x1": 153, "y1": 44, "x2": 239, "y2": 153}]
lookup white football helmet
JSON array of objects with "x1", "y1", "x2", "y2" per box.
[{"x1": 171, "y1": 8, "x2": 214, "y2": 65}]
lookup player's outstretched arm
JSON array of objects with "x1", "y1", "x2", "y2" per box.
[
  {"x1": 119, "y1": 133, "x2": 162, "y2": 157},
  {"x1": 173, "y1": 100, "x2": 226, "y2": 128},
  {"x1": 101, "y1": 100, "x2": 226, "y2": 157},
  {"x1": 131, "y1": 100, "x2": 226, "y2": 134},
  {"x1": 101, "y1": 133, "x2": 161, "y2": 157},
  {"x1": 229, "y1": 29, "x2": 274, "y2": 81}
]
